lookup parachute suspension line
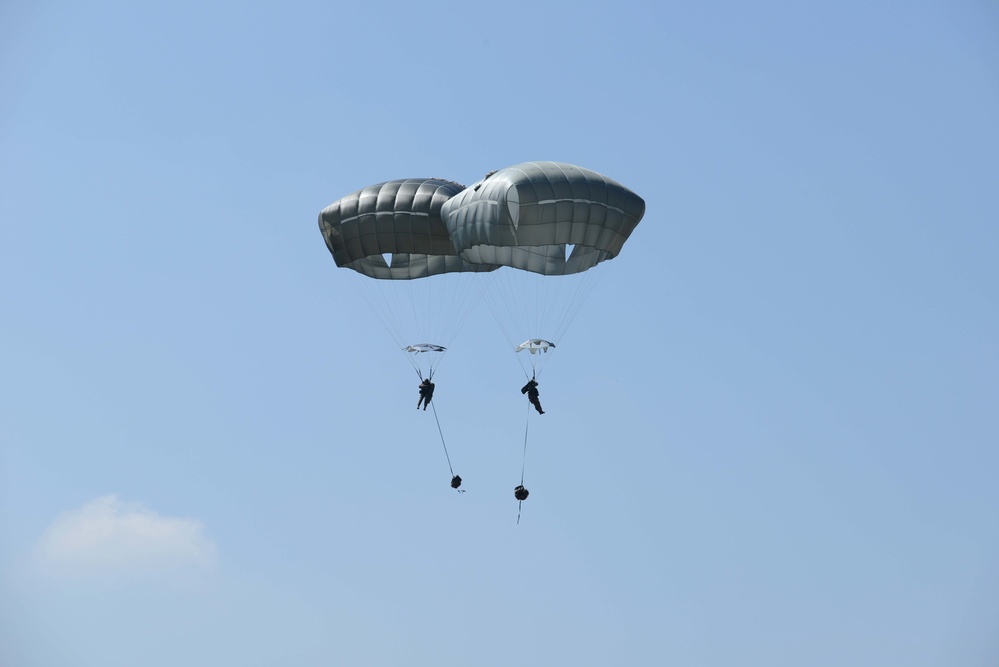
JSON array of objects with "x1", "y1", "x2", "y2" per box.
[
  {"x1": 531, "y1": 266, "x2": 600, "y2": 351},
  {"x1": 477, "y1": 272, "x2": 552, "y2": 380},
  {"x1": 476, "y1": 271, "x2": 520, "y2": 350},
  {"x1": 348, "y1": 266, "x2": 486, "y2": 382},
  {"x1": 349, "y1": 273, "x2": 433, "y2": 377},
  {"x1": 537, "y1": 268, "x2": 565, "y2": 342},
  {"x1": 430, "y1": 401, "x2": 455, "y2": 478},
  {"x1": 414, "y1": 269, "x2": 483, "y2": 380},
  {"x1": 475, "y1": 273, "x2": 533, "y2": 381},
  {"x1": 513, "y1": 354, "x2": 533, "y2": 382},
  {"x1": 350, "y1": 273, "x2": 405, "y2": 348},
  {"x1": 551, "y1": 267, "x2": 602, "y2": 346},
  {"x1": 433, "y1": 269, "x2": 485, "y2": 375},
  {"x1": 530, "y1": 267, "x2": 603, "y2": 378},
  {"x1": 477, "y1": 263, "x2": 608, "y2": 380}
]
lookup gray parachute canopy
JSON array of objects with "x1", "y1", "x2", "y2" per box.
[
  {"x1": 319, "y1": 178, "x2": 497, "y2": 280},
  {"x1": 441, "y1": 161, "x2": 645, "y2": 276}
]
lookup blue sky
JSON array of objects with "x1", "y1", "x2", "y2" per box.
[{"x1": 2, "y1": 1, "x2": 997, "y2": 665}]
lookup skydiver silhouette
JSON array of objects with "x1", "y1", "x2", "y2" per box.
[
  {"x1": 521, "y1": 379, "x2": 544, "y2": 414},
  {"x1": 417, "y1": 378, "x2": 435, "y2": 410}
]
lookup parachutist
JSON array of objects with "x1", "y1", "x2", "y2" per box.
[
  {"x1": 514, "y1": 485, "x2": 529, "y2": 501},
  {"x1": 521, "y1": 379, "x2": 544, "y2": 414},
  {"x1": 417, "y1": 378, "x2": 435, "y2": 410},
  {"x1": 451, "y1": 475, "x2": 462, "y2": 489}
]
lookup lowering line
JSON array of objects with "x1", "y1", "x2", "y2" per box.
[
  {"x1": 517, "y1": 401, "x2": 531, "y2": 524},
  {"x1": 430, "y1": 401, "x2": 462, "y2": 491},
  {"x1": 520, "y1": 401, "x2": 530, "y2": 486}
]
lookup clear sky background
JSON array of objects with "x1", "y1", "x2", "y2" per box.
[{"x1": 2, "y1": 1, "x2": 998, "y2": 665}]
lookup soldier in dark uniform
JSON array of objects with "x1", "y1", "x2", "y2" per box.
[
  {"x1": 521, "y1": 379, "x2": 544, "y2": 415},
  {"x1": 417, "y1": 378, "x2": 435, "y2": 411}
]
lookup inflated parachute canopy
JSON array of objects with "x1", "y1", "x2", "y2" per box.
[
  {"x1": 319, "y1": 178, "x2": 497, "y2": 280},
  {"x1": 441, "y1": 162, "x2": 645, "y2": 276}
]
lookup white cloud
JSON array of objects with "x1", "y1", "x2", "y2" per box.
[{"x1": 34, "y1": 494, "x2": 217, "y2": 577}]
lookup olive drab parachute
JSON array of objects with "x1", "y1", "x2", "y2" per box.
[
  {"x1": 319, "y1": 178, "x2": 495, "y2": 280},
  {"x1": 319, "y1": 177, "x2": 497, "y2": 381},
  {"x1": 441, "y1": 161, "x2": 645, "y2": 276},
  {"x1": 441, "y1": 161, "x2": 646, "y2": 377}
]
